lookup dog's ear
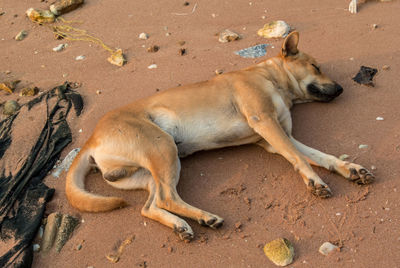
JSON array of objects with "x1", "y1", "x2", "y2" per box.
[{"x1": 281, "y1": 31, "x2": 299, "y2": 57}]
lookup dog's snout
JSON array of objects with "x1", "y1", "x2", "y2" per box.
[{"x1": 334, "y1": 82, "x2": 343, "y2": 96}]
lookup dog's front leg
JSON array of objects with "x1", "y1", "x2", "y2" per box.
[
  {"x1": 246, "y1": 113, "x2": 331, "y2": 197},
  {"x1": 290, "y1": 137, "x2": 375, "y2": 185}
]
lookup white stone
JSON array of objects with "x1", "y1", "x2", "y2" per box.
[
  {"x1": 376, "y1": 117, "x2": 384, "y2": 121},
  {"x1": 139, "y1": 32, "x2": 148, "y2": 40},
  {"x1": 319, "y1": 242, "x2": 339, "y2": 256},
  {"x1": 358, "y1": 144, "x2": 368, "y2": 149},
  {"x1": 148, "y1": 64, "x2": 157, "y2": 69},
  {"x1": 257, "y1": 20, "x2": 290, "y2": 38},
  {"x1": 53, "y1": 44, "x2": 67, "y2": 52},
  {"x1": 75, "y1": 55, "x2": 85, "y2": 61}
]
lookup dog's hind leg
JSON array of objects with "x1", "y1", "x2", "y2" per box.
[
  {"x1": 142, "y1": 130, "x2": 224, "y2": 230},
  {"x1": 290, "y1": 137, "x2": 375, "y2": 185}
]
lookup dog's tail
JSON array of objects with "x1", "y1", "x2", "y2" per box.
[{"x1": 66, "y1": 146, "x2": 127, "y2": 212}]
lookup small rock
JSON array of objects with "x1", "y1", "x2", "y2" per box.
[
  {"x1": 371, "y1": 24, "x2": 378, "y2": 29},
  {"x1": 75, "y1": 55, "x2": 85, "y2": 61},
  {"x1": 179, "y1": 48, "x2": 186, "y2": 56},
  {"x1": 178, "y1": 40, "x2": 186, "y2": 46},
  {"x1": 139, "y1": 33, "x2": 149, "y2": 40},
  {"x1": 263, "y1": 238, "x2": 295, "y2": 266},
  {"x1": 50, "y1": 0, "x2": 84, "y2": 16},
  {"x1": 55, "y1": 214, "x2": 80, "y2": 252},
  {"x1": 78, "y1": 129, "x2": 83, "y2": 133},
  {"x1": 26, "y1": 8, "x2": 55, "y2": 23},
  {"x1": 15, "y1": 30, "x2": 28, "y2": 41},
  {"x1": 5, "y1": 70, "x2": 11, "y2": 74},
  {"x1": 62, "y1": 74, "x2": 68, "y2": 78},
  {"x1": 76, "y1": 244, "x2": 82, "y2": 250},
  {"x1": 376, "y1": 117, "x2": 384, "y2": 121},
  {"x1": 235, "y1": 222, "x2": 242, "y2": 229},
  {"x1": 148, "y1": 64, "x2": 157, "y2": 69},
  {"x1": 33, "y1": 244, "x2": 41, "y2": 252},
  {"x1": 371, "y1": 165, "x2": 377, "y2": 171},
  {"x1": 53, "y1": 44, "x2": 67, "y2": 52},
  {"x1": 3, "y1": 100, "x2": 20, "y2": 115},
  {"x1": 215, "y1": 69, "x2": 223, "y2": 75},
  {"x1": 96, "y1": 90, "x2": 102, "y2": 95},
  {"x1": 382, "y1": 65, "x2": 390, "y2": 70},
  {"x1": 339, "y1": 154, "x2": 349, "y2": 161},
  {"x1": 20, "y1": 87, "x2": 39, "y2": 96},
  {"x1": 257, "y1": 21, "x2": 290, "y2": 38},
  {"x1": 108, "y1": 49, "x2": 126, "y2": 67},
  {"x1": 218, "y1": 29, "x2": 240, "y2": 43},
  {"x1": 165, "y1": 32, "x2": 171, "y2": 36},
  {"x1": 319, "y1": 242, "x2": 339, "y2": 256},
  {"x1": 167, "y1": 246, "x2": 173, "y2": 253},
  {"x1": 106, "y1": 254, "x2": 120, "y2": 263},
  {"x1": 42, "y1": 212, "x2": 62, "y2": 252},
  {"x1": 358, "y1": 144, "x2": 369, "y2": 149},
  {"x1": 147, "y1": 45, "x2": 159, "y2": 53},
  {"x1": 183, "y1": 1, "x2": 190, "y2": 6}
]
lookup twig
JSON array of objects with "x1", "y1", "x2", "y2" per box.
[{"x1": 172, "y1": 3, "x2": 198, "y2": 16}]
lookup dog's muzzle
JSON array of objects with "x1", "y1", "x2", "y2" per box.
[{"x1": 307, "y1": 82, "x2": 343, "y2": 102}]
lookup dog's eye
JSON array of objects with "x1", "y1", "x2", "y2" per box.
[{"x1": 311, "y1": 64, "x2": 321, "y2": 73}]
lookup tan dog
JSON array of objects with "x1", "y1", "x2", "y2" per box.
[{"x1": 66, "y1": 32, "x2": 374, "y2": 241}]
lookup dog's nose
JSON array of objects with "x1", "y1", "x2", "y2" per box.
[{"x1": 334, "y1": 82, "x2": 343, "y2": 96}]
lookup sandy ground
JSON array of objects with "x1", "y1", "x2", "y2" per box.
[{"x1": 1, "y1": 0, "x2": 400, "y2": 267}]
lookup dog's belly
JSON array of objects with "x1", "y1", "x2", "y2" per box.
[{"x1": 150, "y1": 110, "x2": 260, "y2": 157}]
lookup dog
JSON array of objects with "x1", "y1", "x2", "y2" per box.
[
  {"x1": 66, "y1": 32, "x2": 374, "y2": 241},
  {"x1": 349, "y1": 0, "x2": 392, "y2": 13}
]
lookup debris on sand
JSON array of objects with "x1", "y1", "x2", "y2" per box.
[
  {"x1": 52, "y1": 148, "x2": 81, "y2": 178},
  {"x1": 106, "y1": 234, "x2": 135, "y2": 263},
  {"x1": 352, "y1": 66, "x2": 378, "y2": 86},
  {"x1": 26, "y1": 8, "x2": 55, "y2": 23},
  {"x1": 147, "y1": 45, "x2": 160, "y2": 53},
  {"x1": 218, "y1": 29, "x2": 241, "y2": 43},
  {"x1": 139, "y1": 32, "x2": 149, "y2": 40},
  {"x1": 3, "y1": 100, "x2": 20, "y2": 116},
  {"x1": 75, "y1": 55, "x2": 86, "y2": 61},
  {"x1": 20, "y1": 87, "x2": 39, "y2": 96},
  {"x1": 263, "y1": 238, "x2": 295, "y2": 266},
  {"x1": 358, "y1": 144, "x2": 368, "y2": 149},
  {"x1": 148, "y1": 64, "x2": 157, "y2": 69},
  {"x1": 257, "y1": 21, "x2": 290, "y2": 38},
  {"x1": 179, "y1": 48, "x2": 186, "y2": 56},
  {"x1": 50, "y1": 0, "x2": 84, "y2": 16},
  {"x1": 53, "y1": 43, "x2": 67, "y2": 52},
  {"x1": 0, "y1": 80, "x2": 20, "y2": 93},
  {"x1": 15, "y1": 30, "x2": 28, "y2": 41},
  {"x1": 235, "y1": 44, "x2": 269, "y2": 58},
  {"x1": 108, "y1": 49, "x2": 126, "y2": 66},
  {"x1": 41, "y1": 213, "x2": 80, "y2": 253},
  {"x1": 319, "y1": 242, "x2": 339, "y2": 256}
]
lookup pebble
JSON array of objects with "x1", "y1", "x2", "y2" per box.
[
  {"x1": 257, "y1": 20, "x2": 290, "y2": 38},
  {"x1": 108, "y1": 49, "x2": 126, "y2": 67},
  {"x1": 33, "y1": 244, "x2": 41, "y2": 252},
  {"x1": 339, "y1": 154, "x2": 349, "y2": 161},
  {"x1": 376, "y1": 117, "x2": 384, "y2": 121},
  {"x1": 26, "y1": 8, "x2": 55, "y2": 23},
  {"x1": 372, "y1": 24, "x2": 378, "y2": 29},
  {"x1": 53, "y1": 44, "x2": 67, "y2": 52},
  {"x1": 96, "y1": 90, "x2": 101, "y2": 95},
  {"x1": 148, "y1": 64, "x2": 157, "y2": 69},
  {"x1": 178, "y1": 48, "x2": 186, "y2": 56},
  {"x1": 75, "y1": 55, "x2": 85, "y2": 61},
  {"x1": 20, "y1": 87, "x2": 39, "y2": 96},
  {"x1": 139, "y1": 33, "x2": 149, "y2": 40},
  {"x1": 62, "y1": 73, "x2": 68, "y2": 78},
  {"x1": 319, "y1": 242, "x2": 339, "y2": 256},
  {"x1": 218, "y1": 29, "x2": 240, "y2": 43},
  {"x1": 3, "y1": 100, "x2": 20, "y2": 115},
  {"x1": 215, "y1": 69, "x2": 223, "y2": 75},
  {"x1": 15, "y1": 30, "x2": 28, "y2": 41},
  {"x1": 167, "y1": 246, "x2": 173, "y2": 253},
  {"x1": 263, "y1": 238, "x2": 294, "y2": 266},
  {"x1": 147, "y1": 45, "x2": 159, "y2": 53},
  {"x1": 79, "y1": 129, "x2": 83, "y2": 133},
  {"x1": 382, "y1": 65, "x2": 390, "y2": 70},
  {"x1": 371, "y1": 165, "x2": 377, "y2": 171},
  {"x1": 358, "y1": 144, "x2": 369, "y2": 149},
  {"x1": 5, "y1": 70, "x2": 11, "y2": 74}
]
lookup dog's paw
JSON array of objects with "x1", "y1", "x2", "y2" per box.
[
  {"x1": 198, "y1": 216, "x2": 224, "y2": 229},
  {"x1": 174, "y1": 225, "x2": 194, "y2": 242},
  {"x1": 308, "y1": 179, "x2": 332, "y2": 198},
  {"x1": 348, "y1": 167, "x2": 375, "y2": 185}
]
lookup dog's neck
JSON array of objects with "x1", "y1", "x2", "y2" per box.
[{"x1": 257, "y1": 57, "x2": 308, "y2": 107}]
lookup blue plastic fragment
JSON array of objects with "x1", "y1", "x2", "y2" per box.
[{"x1": 235, "y1": 44, "x2": 269, "y2": 58}]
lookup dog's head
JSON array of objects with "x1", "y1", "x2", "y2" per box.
[{"x1": 279, "y1": 32, "x2": 343, "y2": 102}]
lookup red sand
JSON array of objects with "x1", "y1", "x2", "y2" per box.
[{"x1": 1, "y1": 0, "x2": 399, "y2": 267}]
